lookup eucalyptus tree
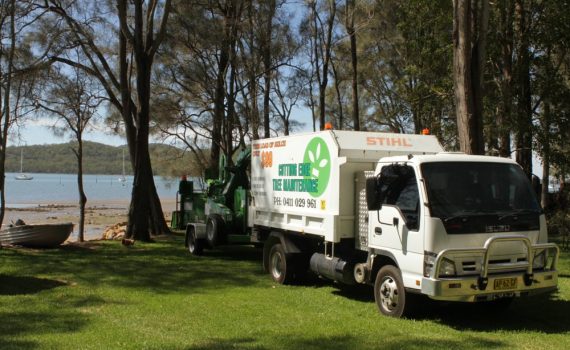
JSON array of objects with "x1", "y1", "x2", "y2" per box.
[
  {"x1": 39, "y1": 0, "x2": 172, "y2": 240},
  {"x1": 513, "y1": 0, "x2": 533, "y2": 177},
  {"x1": 305, "y1": 0, "x2": 337, "y2": 130},
  {"x1": 117, "y1": 0, "x2": 172, "y2": 240},
  {"x1": 525, "y1": 0, "x2": 570, "y2": 204},
  {"x1": 338, "y1": 1, "x2": 453, "y2": 142},
  {"x1": 155, "y1": 0, "x2": 296, "y2": 174},
  {"x1": 0, "y1": 0, "x2": 54, "y2": 228},
  {"x1": 34, "y1": 64, "x2": 102, "y2": 242},
  {"x1": 486, "y1": 0, "x2": 515, "y2": 158},
  {"x1": 270, "y1": 69, "x2": 306, "y2": 135},
  {"x1": 0, "y1": 0, "x2": 17, "y2": 228},
  {"x1": 156, "y1": 0, "x2": 244, "y2": 175},
  {"x1": 342, "y1": 0, "x2": 357, "y2": 129},
  {"x1": 259, "y1": 0, "x2": 277, "y2": 138},
  {"x1": 452, "y1": 0, "x2": 489, "y2": 155}
]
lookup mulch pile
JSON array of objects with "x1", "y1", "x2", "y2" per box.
[{"x1": 101, "y1": 222, "x2": 127, "y2": 240}]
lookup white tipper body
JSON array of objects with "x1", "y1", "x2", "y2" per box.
[{"x1": 249, "y1": 130, "x2": 443, "y2": 243}]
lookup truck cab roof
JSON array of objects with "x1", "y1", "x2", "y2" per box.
[{"x1": 376, "y1": 152, "x2": 519, "y2": 168}]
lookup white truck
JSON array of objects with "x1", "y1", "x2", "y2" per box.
[{"x1": 247, "y1": 130, "x2": 559, "y2": 317}]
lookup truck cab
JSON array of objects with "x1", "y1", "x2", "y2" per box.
[{"x1": 365, "y1": 153, "x2": 559, "y2": 317}]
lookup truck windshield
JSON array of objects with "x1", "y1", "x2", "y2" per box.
[{"x1": 421, "y1": 162, "x2": 540, "y2": 234}]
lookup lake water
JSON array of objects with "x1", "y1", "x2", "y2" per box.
[{"x1": 4, "y1": 172, "x2": 182, "y2": 207}]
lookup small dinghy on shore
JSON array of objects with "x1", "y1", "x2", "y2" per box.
[{"x1": 0, "y1": 221, "x2": 73, "y2": 248}]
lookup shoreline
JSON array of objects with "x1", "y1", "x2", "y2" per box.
[{"x1": 2, "y1": 198, "x2": 177, "y2": 241}]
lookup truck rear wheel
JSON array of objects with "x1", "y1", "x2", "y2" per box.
[
  {"x1": 187, "y1": 229, "x2": 204, "y2": 256},
  {"x1": 206, "y1": 214, "x2": 224, "y2": 247},
  {"x1": 268, "y1": 243, "x2": 293, "y2": 284},
  {"x1": 374, "y1": 265, "x2": 413, "y2": 318}
]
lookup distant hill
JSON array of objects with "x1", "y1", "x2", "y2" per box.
[{"x1": 6, "y1": 141, "x2": 202, "y2": 176}]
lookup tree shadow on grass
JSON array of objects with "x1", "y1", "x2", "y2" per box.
[
  {"x1": 182, "y1": 334, "x2": 505, "y2": 350},
  {"x1": 205, "y1": 245, "x2": 264, "y2": 263},
  {"x1": 292, "y1": 273, "x2": 374, "y2": 303},
  {"x1": 330, "y1": 283, "x2": 374, "y2": 303},
  {"x1": 1, "y1": 237, "x2": 264, "y2": 294},
  {"x1": 0, "y1": 310, "x2": 88, "y2": 350},
  {"x1": 0, "y1": 275, "x2": 67, "y2": 295},
  {"x1": 296, "y1": 275, "x2": 570, "y2": 334},
  {"x1": 413, "y1": 292, "x2": 570, "y2": 333}
]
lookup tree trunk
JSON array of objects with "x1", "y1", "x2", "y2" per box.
[
  {"x1": 319, "y1": 2, "x2": 336, "y2": 130},
  {"x1": 118, "y1": 2, "x2": 136, "y2": 165},
  {"x1": 452, "y1": 0, "x2": 487, "y2": 155},
  {"x1": 249, "y1": 73, "x2": 260, "y2": 140},
  {"x1": 514, "y1": 0, "x2": 533, "y2": 178},
  {"x1": 211, "y1": 16, "x2": 230, "y2": 176},
  {"x1": 540, "y1": 102, "x2": 551, "y2": 209},
  {"x1": 76, "y1": 139, "x2": 86, "y2": 242},
  {"x1": 310, "y1": 0, "x2": 336, "y2": 130},
  {"x1": 498, "y1": 0, "x2": 514, "y2": 158},
  {"x1": 262, "y1": 0, "x2": 275, "y2": 138},
  {"x1": 331, "y1": 59, "x2": 343, "y2": 128},
  {"x1": 262, "y1": 67, "x2": 271, "y2": 138},
  {"x1": 245, "y1": 5, "x2": 260, "y2": 140},
  {"x1": 0, "y1": 0, "x2": 16, "y2": 229},
  {"x1": 226, "y1": 58, "x2": 236, "y2": 163},
  {"x1": 347, "y1": 0, "x2": 360, "y2": 131},
  {"x1": 124, "y1": 0, "x2": 171, "y2": 241},
  {"x1": 541, "y1": 153, "x2": 550, "y2": 209}
]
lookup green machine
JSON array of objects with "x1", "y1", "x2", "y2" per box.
[
  {"x1": 176, "y1": 147, "x2": 252, "y2": 255},
  {"x1": 171, "y1": 177, "x2": 206, "y2": 230}
]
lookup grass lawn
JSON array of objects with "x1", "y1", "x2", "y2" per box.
[{"x1": 1, "y1": 236, "x2": 569, "y2": 350}]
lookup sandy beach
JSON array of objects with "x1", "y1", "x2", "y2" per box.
[{"x1": 2, "y1": 198, "x2": 177, "y2": 241}]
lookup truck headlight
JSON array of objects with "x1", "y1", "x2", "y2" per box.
[
  {"x1": 533, "y1": 250, "x2": 551, "y2": 270},
  {"x1": 532, "y1": 250, "x2": 546, "y2": 270},
  {"x1": 440, "y1": 257, "x2": 457, "y2": 277},
  {"x1": 424, "y1": 251, "x2": 437, "y2": 277},
  {"x1": 424, "y1": 252, "x2": 456, "y2": 278}
]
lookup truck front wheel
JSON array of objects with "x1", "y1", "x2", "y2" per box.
[
  {"x1": 374, "y1": 265, "x2": 413, "y2": 318},
  {"x1": 268, "y1": 244, "x2": 293, "y2": 284}
]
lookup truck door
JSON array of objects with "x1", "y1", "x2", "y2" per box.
[{"x1": 369, "y1": 164, "x2": 423, "y2": 255}]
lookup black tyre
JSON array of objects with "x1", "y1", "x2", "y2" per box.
[
  {"x1": 268, "y1": 243, "x2": 293, "y2": 284},
  {"x1": 374, "y1": 265, "x2": 414, "y2": 318},
  {"x1": 187, "y1": 229, "x2": 204, "y2": 256},
  {"x1": 206, "y1": 214, "x2": 224, "y2": 247}
]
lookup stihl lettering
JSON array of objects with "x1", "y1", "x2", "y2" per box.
[{"x1": 366, "y1": 137, "x2": 412, "y2": 147}]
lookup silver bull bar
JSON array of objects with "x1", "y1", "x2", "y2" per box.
[{"x1": 422, "y1": 235, "x2": 559, "y2": 301}]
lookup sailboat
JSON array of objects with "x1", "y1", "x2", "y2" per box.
[
  {"x1": 118, "y1": 149, "x2": 127, "y2": 183},
  {"x1": 15, "y1": 149, "x2": 33, "y2": 181}
]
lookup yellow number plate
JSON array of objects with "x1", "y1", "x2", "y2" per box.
[{"x1": 494, "y1": 277, "x2": 517, "y2": 290}]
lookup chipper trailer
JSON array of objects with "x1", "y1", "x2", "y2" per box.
[{"x1": 180, "y1": 130, "x2": 559, "y2": 318}]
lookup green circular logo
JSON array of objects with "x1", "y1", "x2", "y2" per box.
[{"x1": 303, "y1": 137, "x2": 331, "y2": 197}]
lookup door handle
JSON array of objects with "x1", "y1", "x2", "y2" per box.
[
  {"x1": 374, "y1": 227, "x2": 382, "y2": 235},
  {"x1": 380, "y1": 217, "x2": 400, "y2": 226}
]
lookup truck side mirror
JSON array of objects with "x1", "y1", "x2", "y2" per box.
[{"x1": 366, "y1": 177, "x2": 383, "y2": 211}]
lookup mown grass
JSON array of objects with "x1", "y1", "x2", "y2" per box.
[{"x1": 0, "y1": 237, "x2": 569, "y2": 350}]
